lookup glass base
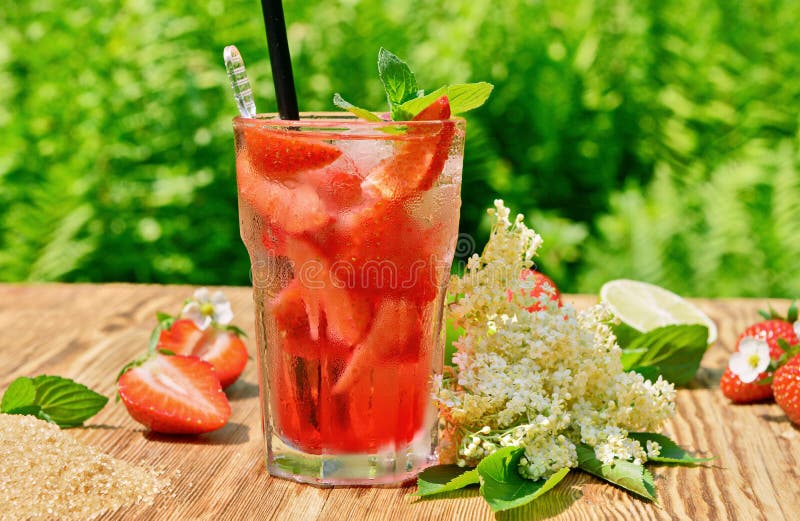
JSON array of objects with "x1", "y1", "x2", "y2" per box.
[{"x1": 266, "y1": 431, "x2": 438, "y2": 486}]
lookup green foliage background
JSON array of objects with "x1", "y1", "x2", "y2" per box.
[{"x1": 2, "y1": 0, "x2": 799, "y2": 297}]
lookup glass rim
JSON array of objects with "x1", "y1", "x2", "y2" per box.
[{"x1": 232, "y1": 112, "x2": 466, "y2": 129}]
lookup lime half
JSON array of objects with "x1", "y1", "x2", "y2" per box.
[{"x1": 600, "y1": 279, "x2": 718, "y2": 345}]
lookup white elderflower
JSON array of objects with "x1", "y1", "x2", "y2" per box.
[
  {"x1": 435, "y1": 200, "x2": 677, "y2": 481},
  {"x1": 181, "y1": 288, "x2": 234, "y2": 330},
  {"x1": 728, "y1": 337, "x2": 770, "y2": 383}
]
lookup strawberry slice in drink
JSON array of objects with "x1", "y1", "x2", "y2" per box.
[
  {"x1": 333, "y1": 298, "x2": 423, "y2": 394},
  {"x1": 237, "y1": 155, "x2": 331, "y2": 235},
  {"x1": 271, "y1": 279, "x2": 325, "y2": 359},
  {"x1": 302, "y1": 155, "x2": 365, "y2": 212},
  {"x1": 328, "y1": 199, "x2": 440, "y2": 303},
  {"x1": 362, "y1": 95, "x2": 456, "y2": 201},
  {"x1": 284, "y1": 237, "x2": 372, "y2": 346},
  {"x1": 241, "y1": 126, "x2": 342, "y2": 181}
]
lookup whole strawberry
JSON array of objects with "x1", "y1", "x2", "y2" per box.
[
  {"x1": 721, "y1": 303, "x2": 799, "y2": 403},
  {"x1": 773, "y1": 355, "x2": 800, "y2": 425}
]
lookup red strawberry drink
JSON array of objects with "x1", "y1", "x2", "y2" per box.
[{"x1": 235, "y1": 109, "x2": 464, "y2": 485}]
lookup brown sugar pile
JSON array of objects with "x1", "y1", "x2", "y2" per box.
[{"x1": 0, "y1": 413, "x2": 167, "y2": 520}]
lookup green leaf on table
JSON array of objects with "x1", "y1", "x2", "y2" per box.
[
  {"x1": 1, "y1": 376, "x2": 38, "y2": 412},
  {"x1": 378, "y1": 48, "x2": 418, "y2": 120},
  {"x1": 332, "y1": 93, "x2": 382, "y2": 122},
  {"x1": 1, "y1": 375, "x2": 108, "y2": 428},
  {"x1": 620, "y1": 324, "x2": 709, "y2": 386},
  {"x1": 415, "y1": 465, "x2": 480, "y2": 497},
  {"x1": 576, "y1": 444, "x2": 657, "y2": 502},
  {"x1": 630, "y1": 365, "x2": 662, "y2": 383},
  {"x1": 611, "y1": 322, "x2": 644, "y2": 347},
  {"x1": 400, "y1": 82, "x2": 494, "y2": 117},
  {"x1": 628, "y1": 432, "x2": 714, "y2": 465},
  {"x1": 476, "y1": 446, "x2": 570, "y2": 512}
]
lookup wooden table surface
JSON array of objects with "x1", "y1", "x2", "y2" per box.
[{"x1": 1, "y1": 283, "x2": 798, "y2": 520}]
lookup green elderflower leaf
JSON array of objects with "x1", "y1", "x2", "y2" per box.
[
  {"x1": 576, "y1": 444, "x2": 657, "y2": 502},
  {"x1": 628, "y1": 432, "x2": 714, "y2": 465},
  {"x1": 476, "y1": 446, "x2": 570, "y2": 512},
  {"x1": 415, "y1": 465, "x2": 480, "y2": 497}
]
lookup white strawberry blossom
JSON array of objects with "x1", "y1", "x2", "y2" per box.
[
  {"x1": 728, "y1": 337, "x2": 770, "y2": 383},
  {"x1": 794, "y1": 321, "x2": 800, "y2": 341},
  {"x1": 435, "y1": 200, "x2": 676, "y2": 481},
  {"x1": 181, "y1": 288, "x2": 234, "y2": 330}
]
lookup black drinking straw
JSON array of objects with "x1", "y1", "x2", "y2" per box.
[{"x1": 260, "y1": 0, "x2": 300, "y2": 120}]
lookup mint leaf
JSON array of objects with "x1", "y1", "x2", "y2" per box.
[
  {"x1": 476, "y1": 446, "x2": 570, "y2": 512},
  {"x1": 630, "y1": 365, "x2": 662, "y2": 382},
  {"x1": 415, "y1": 465, "x2": 480, "y2": 497},
  {"x1": 621, "y1": 324, "x2": 709, "y2": 386},
  {"x1": 628, "y1": 432, "x2": 714, "y2": 465},
  {"x1": 1, "y1": 376, "x2": 37, "y2": 413},
  {"x1": 1, "y1": 375, "x2": 108, "y2": 428},
  {"x1": 332, "y1": 93, "x2": 382, "y2": 122},
  {"x1": 400, "y1": 83, "x2": 494, "y2": 118},
  {"x1": 444, "y1": 83, "x2": 494, "y2": 114},
  {"x1": 378, "y1": 48, "x2": 418, "y2": 120},
  {"x1": 576, "y1": 444, "x2": 657, "y2": 502}
]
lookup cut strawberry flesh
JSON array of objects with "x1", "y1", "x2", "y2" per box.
[
  {"x1": 362, "y1": 95, "x2": 455, "y2": 201},
  {"x1": 333, "y1": 298, "x2": 424, "y2": 393},
  {"x1": 284, "y1": 238, "x2": 373, "y2": 345},
  {"x1": 302, "y1": 155, "x2": 364, "y2": 212},
  {"x1": 118, "y1": 354, "x2": 231, "y2": 434},
  {"x1": 237, "y1": 158, "x2": 331, "y2": 235},
  {"x1": 158, "y1": 319, "x2": 248, "y2": 389},
  {"x1": 241, "y1": 126, "x2": 342, "y2": 181}
]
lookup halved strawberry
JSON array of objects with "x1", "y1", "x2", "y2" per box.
[
  {"x1": 362, "y1": 95, "x2": 456, "y2": 201},
  {"x1": 333, "y1": 298, "x2": 423, "y2": 393},
  {"x1": 240, "y1": 127, "x2": 342, "y2": 181},
  {"x1": 158, "y1": 319, "x2": 248, "y2": 388},
  {"x1": 118, "y1": 353, "x2": 231, "y2": 434},
  {"x1": 237, "y1": 158, "x2": 331, "y2": 235}
]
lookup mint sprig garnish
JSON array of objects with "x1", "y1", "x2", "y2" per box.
[
  {"x1": 1, "y1": 375, "x2": 108, "y2": 428},
  {"x1": 333, "y1": 48, "x2": 493, "y2": 121}
]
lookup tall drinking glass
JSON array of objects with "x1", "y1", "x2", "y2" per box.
[{"x1": 234, "y1": 113, "x2": 465, "y2": 485}]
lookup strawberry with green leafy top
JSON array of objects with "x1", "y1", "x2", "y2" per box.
[
  {"x1": 773, "y1": 354, "x2": 800, "y2": 425},
  {"x1": 721, "y1": 303, "x2": 800, "y2": 403}
]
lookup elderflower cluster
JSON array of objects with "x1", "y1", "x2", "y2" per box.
[{"x1": 435, "y1": 200, "x2": 676, "y2": 481}]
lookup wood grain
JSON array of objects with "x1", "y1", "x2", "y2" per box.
[{"x1": 0, "y1": 284, "x2": 798, "y2": 520}]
